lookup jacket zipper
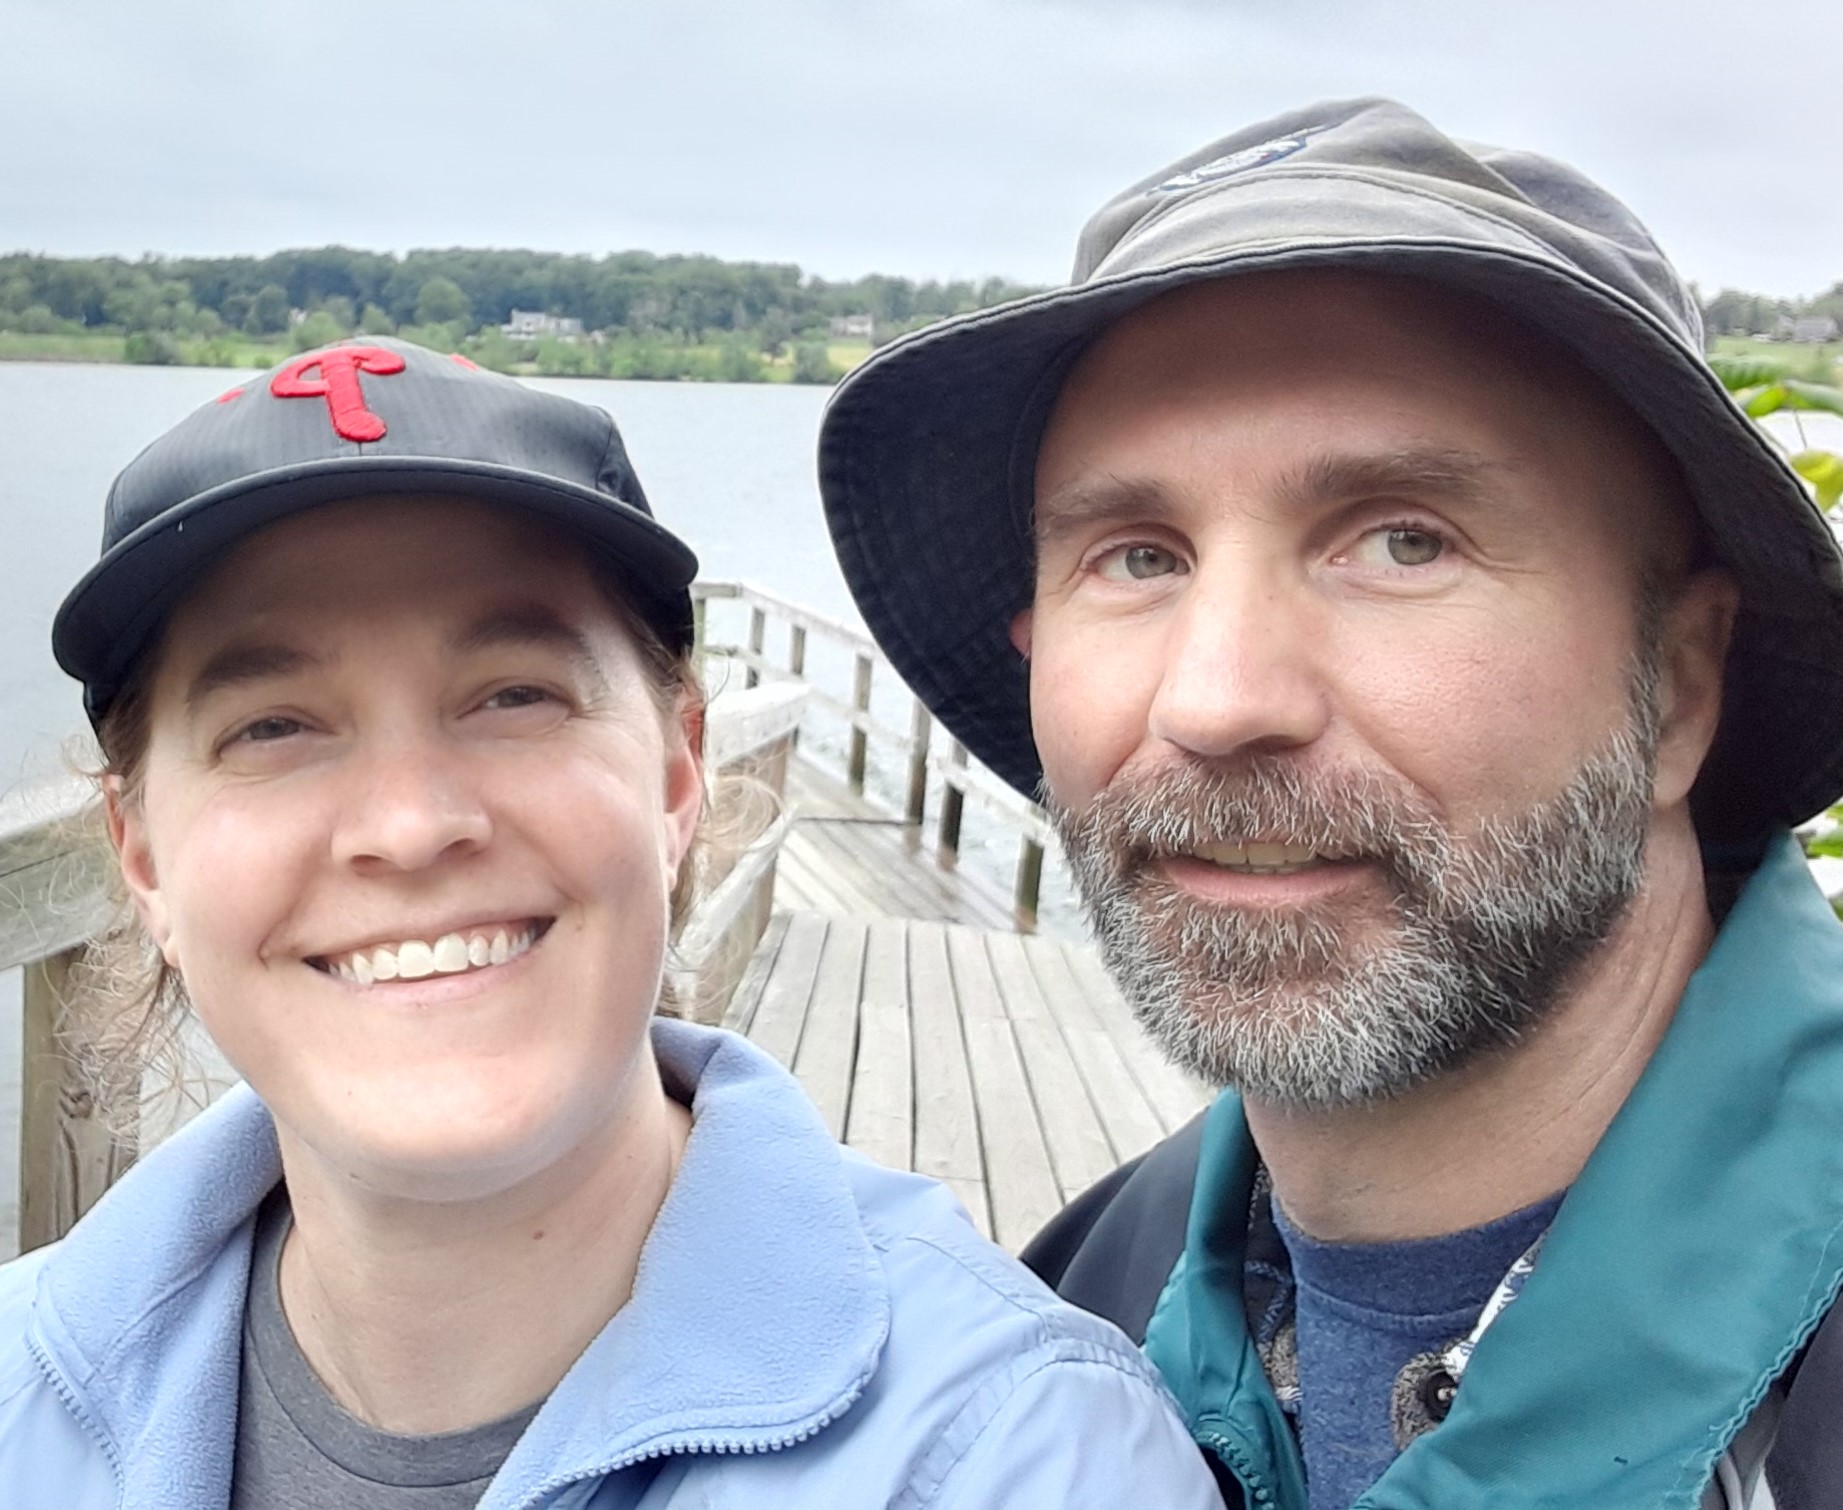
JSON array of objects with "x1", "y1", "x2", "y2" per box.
[
  {"x1": 507, "y1": 1372, "x2": 872, "y2": 1509},
  {"x1": 28, "y1": 1331, "x2": 127, "y2": 1502},
  {"x1": 1198, "y1": 1427, "x2": 1278, "y2": 1508}
]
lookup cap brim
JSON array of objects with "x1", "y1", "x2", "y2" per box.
[
  {"x1": 55, "y1": 455, "x2": 700, "y2": 716},
  {"x1": 822, "y1": 236, "x2": 1843, "y2": 842}
]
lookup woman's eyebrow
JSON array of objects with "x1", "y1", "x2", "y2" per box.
[
  {"x1": 450, "y1": 607, "x2": 611, "y2": 694},
  {"x1": 185, "y1": 643, "x2": 321, "y2": 711}
]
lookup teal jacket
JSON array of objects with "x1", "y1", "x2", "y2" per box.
[
  {"x1": 0, "y1": 1020, "x2": 1224, "y2": 1508},
  {"x1": 1141, "y1": 833, "x2": 1843, "y2": 1508},
  {"x1": 1027, "y1": 833, "x2": 1843, "y2": 1508}
]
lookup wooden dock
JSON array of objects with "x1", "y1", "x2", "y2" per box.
[
  {"x1": 771, "y1": 760, "x2": 1022, "y2": 933},
  {"x1": 722, "y1": 904, "x2": 1209, "y2": 1251}
]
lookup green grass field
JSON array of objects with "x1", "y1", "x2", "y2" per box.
[{"x1": 1711, "y1": 333, "x2": 1842, "y2": 379}]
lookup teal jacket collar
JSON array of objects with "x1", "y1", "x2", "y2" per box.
[{"x1": 1145, "y1": 832, "x2": 1843, "y2": 1508}]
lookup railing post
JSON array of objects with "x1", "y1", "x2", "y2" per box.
[
  {"x1": 938, "y1": 739, "x2": 967, "y2": 870},
  {"x1": 745, "y1": 605, "x2": 767, "y2": 691},
  {"x1": 905, "y1": 700, "x2": 931, "y2": 831},
  {"x1": 19, "y1": 947, "x2": 136, "y2": 1254},
  {"x1": 847, "y1": 653, "x2": 873, "y2": 794},
  {"x1": 1014, "y1": 838, "x2": 1044, "y2": 933},
  {"x1": 788, "y1": 623, "x2": 807, "y2": 679}
]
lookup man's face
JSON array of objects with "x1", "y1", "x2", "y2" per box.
[{"x1": 1020, "y1": 272, "x2": 1699, "y2": 1106}]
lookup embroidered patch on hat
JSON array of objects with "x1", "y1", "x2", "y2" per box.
[
  {"x1": 270, "y1": 345, "x2": 408, "y2": 443},
  {"x1": 1154, "y1": 129, "x2": 1324, "y2": 194}
]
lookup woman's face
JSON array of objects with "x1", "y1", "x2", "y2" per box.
[{"x1": 113, "y1": 496, "x2": 702, "y2": 1201}]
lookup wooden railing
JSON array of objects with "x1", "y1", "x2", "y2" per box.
[
  {"x1": 693, "y1": 580, "x2": 1057, "y2": 929},
  {"x1": 0, "y1": 681, "x2": 807, "y2": 1257}
]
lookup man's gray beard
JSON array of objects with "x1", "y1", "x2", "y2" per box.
[{"x1": 1049, "y1": 658, "x2": 1662, "y2": 1108}]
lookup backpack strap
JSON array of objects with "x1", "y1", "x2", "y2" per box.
[
  {"x1": 1764, "y1": 1296, "x2": 1843, "y2": 1508},
  {"x1": 1020, "y1": 1113, "x2": 1208, "y2": 1344}
]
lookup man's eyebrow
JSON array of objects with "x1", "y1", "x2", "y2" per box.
[
  {"x1": 450, "y1": 607, "x2": 610, "y2": 692},
  {"x1": 185, "y1": 644, "x2": 322, "y2": 711},
  {"x1": 1031, "y1": 449, "x2": 1501, "y2": 548},
  {"x1": 1278, "y1": 448, "x2": 1503, "y2": 511},
  {"x1": 1031, "y1": 476, "x2": 1177, "y2": 547}
]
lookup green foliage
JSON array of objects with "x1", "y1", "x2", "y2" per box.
[
  {"x1": 356, "y1": 302, "x2": 395, "y2": 335},
  {"x1": 246, "y1": 283, "x2": 291, "y2": 336},
  {"x1": 123, "y1": 330, "x2": 180, "y2": 365},
  {"x1": 1711, "y1": 352, "x2": 1843, "y2": 512},
  {"x1": 791, "y1": 342, "x2": 841, "y2": 385},
  {"x1": 716, "y1": 336, "x2": 765, "y2": 383},
  {"x1": 291, "y1": 309, "x2": 347, "y2": 352},
  {"x1": 414, "y1": 275, "x2": 471, "y2": 327}
]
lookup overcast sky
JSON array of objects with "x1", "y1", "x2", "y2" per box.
[{"x1": 4, "y1": 0, "x2": 1838, "y2": 298}]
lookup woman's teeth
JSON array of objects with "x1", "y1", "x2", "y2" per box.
[{"x1": 328, "y1": 925, "x2": 537, "y2": 984}]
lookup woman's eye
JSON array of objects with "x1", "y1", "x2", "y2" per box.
[
  {"x1": 1097, "y1": 544, "x2": 1185, "y2": 582},
  {"x1": 234, "y1": 715, "x2": 303, "y2": 744},
  {"x1": 481, "y1": 685, "x2": 555, "y2": 711}
]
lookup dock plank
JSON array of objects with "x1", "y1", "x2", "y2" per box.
[
  {"x1": 791, "y1": 919, "x2": 866, "y2": 1140},
  {"x1": 845, "y1": 920, "x2": 914, "y2": 1172},
  {"x1": 982, "y1": 932, "x2": 1119, "y2": 1201},
  {"x1": 905, "y1": 921, "x2": 991, "y2": 1239},
  {"x1": 947, "y1": 930, "x2": 1062, "y2": 1250},
  {"x1": 743, "y1": 911, "x2": 829, "y2": 1071},
  {"x1": 718, "y1": 912, "x2": 791, "y2": 1036},
  {"x1": 1015, "y1": 934, "x2": 1168, "y2": 1163}
]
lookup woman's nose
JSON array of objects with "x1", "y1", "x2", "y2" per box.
[{"x1": 329, "y1": 734, "x2": 493, "y2": 873}]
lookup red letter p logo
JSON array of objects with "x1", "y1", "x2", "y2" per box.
[{"x1": 270, "y1": 346, "x2": 408, "y2": 442}]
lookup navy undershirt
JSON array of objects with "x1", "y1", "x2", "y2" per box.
[{"x1": 1273, "y1": 1191, "x2": 1565, "y2": 1510}]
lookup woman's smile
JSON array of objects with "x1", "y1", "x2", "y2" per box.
[{"x1": 308, "y1": 917, "x2": 553, "y2": 984}]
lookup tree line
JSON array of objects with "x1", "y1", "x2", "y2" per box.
[
  {"x1": 5, "y1": 244, "x2": 1835, "y2": 382},
  {"x1": 1701, "y1": 282, "x2": 1843, "y2": 339},
  {"x1": 0, "y1": 245, "x2": 1041, "y2": 363}
]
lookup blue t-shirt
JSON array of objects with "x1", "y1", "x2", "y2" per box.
[{"x1": 1274, "y1": 1191, "x2": 1564, "y2": 1510}]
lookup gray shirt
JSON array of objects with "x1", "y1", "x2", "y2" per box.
[{"x1": 230, "y1": 1191, "x2": 541, "y2": 1509}]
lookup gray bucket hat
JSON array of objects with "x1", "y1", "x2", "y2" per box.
[
  {"x1": 55, "y1": 336, "x2": 698, "y2": 722},
  {"x1": 819, "y1": 97, "x2": 1843, "y2": 845}
]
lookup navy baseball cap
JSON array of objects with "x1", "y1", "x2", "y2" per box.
[
  {"x1": 54, "y1": 337, "x2": 698, "y2": 721},
  {"x1": 821, "y1": 97, "x2": 1843, "y2": 844}
]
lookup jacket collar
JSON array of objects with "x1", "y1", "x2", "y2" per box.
[
  {"x1": 30, "y1": 1019, "x2": 889, "y2": 1507},
  {"x1": 1146, "y1": 832, "x2": 1843, "y2": 1508}
]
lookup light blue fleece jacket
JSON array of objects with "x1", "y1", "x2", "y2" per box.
[{"x1": 0, "y1": 1018, "x2": 1223, "y2": 1509}]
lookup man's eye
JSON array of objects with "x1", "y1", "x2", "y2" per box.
[
  {"x1": 1097, "y1": 544, "x2": 1185, "y2": 582},
  {"x1": 1349, "y1": 526, "x2": 1448, "y2": 568}
]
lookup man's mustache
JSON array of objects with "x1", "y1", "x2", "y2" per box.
[{"x1": 1050, "y1": 754, "x2": 1453, "y2": 893}]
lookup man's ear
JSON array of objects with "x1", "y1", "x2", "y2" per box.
[
  {"x1": 1008, "y1": 607, "x2": 1033, "y2": 658},
  {"x1": 1652, "y1": 568, "x2": 1739, "y2": 810},
  {"x1": 105, "y1": 777, "x2": 178, "y2": 966}
]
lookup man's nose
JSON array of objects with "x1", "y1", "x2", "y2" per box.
[
  {"x1": 1147, "y1": 563, "x2": 1331, "y2": 761},
  {"x1": 330, "y1": 733, "x2": 493, "y2": 873}
]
